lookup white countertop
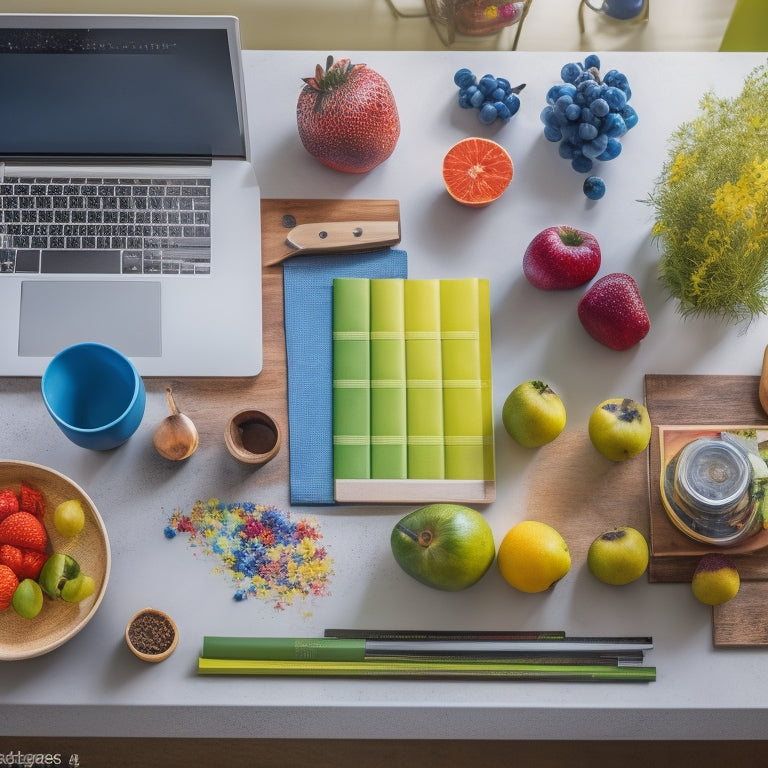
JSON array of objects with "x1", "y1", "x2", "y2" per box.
[{"x1": 3, "y1": 50, "x2": 768, "y2": 740}]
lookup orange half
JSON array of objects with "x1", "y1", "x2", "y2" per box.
[{"x1": 442, "y1": 137, "x2": 513, "y2": 208}]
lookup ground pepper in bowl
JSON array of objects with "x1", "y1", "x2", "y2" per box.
[{"x1": 125, "y1": 608, "x2": 178, "y2": 662}]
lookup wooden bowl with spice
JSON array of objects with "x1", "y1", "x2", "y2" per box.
[{"x1": 125, "y1": 607, "x2": 178, "y2": 662}]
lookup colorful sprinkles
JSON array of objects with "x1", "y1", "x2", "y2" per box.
[{"x1": 164, "y1": 499, "x2": 333, "y2": 610}]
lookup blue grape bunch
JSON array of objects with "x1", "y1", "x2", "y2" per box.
[
  {"x1": 540, "y1": 54, "x2": 638, "y2": 199},
  {"x1": 453, "y1": 67, "x2": 526, "y2": 126}
]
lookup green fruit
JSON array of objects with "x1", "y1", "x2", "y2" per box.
[
  {"x1": 390, "y1": 504, "x2": 496, "y2": 591},
  {"x1": 38, "y1": 553, "x2": 80, "y2": 599},
  {"x1": 60, "y1": 573, "x2": 96, "y2": 603},
  {"x1": 53, "y1": 499, "x2": 86, "y2": 538},
  {"x1": 587, "y1": 526, "x2": 649, "y2": 585},
  {"x1": 11, "y1": 578, "x2": 44, "y2": 619},
  {"x1": 588, "y1": 397, "x2": 651, "y2": 461},
  {"x1": 691, "y1": 553, "x2": 740, "y2": 606},
  {"x1": 502, "y1": 380, "x2": 566, "y2": 448}
]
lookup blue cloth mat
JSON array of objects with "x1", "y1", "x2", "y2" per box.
[{"x1": 283, "y1": 248, "x2": 408, "y2": 505}]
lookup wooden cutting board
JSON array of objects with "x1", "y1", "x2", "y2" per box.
[{"x1": 644, "y1": 374, "x2": 768, "y2": 647}]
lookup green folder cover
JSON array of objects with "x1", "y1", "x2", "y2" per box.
[
  {"x1": 333, "y1": 278, "x2": 371, "y2": 480},
  {"x1": 440, "y1": 278, "x2": 495, "y2": 480},
  {"x1": 370, "y1": 278, "x2": 408, "y2": 478},
  {"x1": 404, "y1": 279, "x2": 445, "y2": 479}
]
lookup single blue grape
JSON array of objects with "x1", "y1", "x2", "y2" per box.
[
  {"x1": 470, "y1": 89, "x2": 485, "y2": 108},
  {"x1": 571, "y1": 153, "x2": 593, "y2": 173},
  {"x1": 584, "y1": 54, "x2": 601, "y2": 71},
  {"x1": 454, "y1": 68, "x2": 476, "y2": 88},
  {"x1": 504, "y1": 93, "x2": 521, "y2": 116},
  {"x1": 621, "y1": 104, "x2": 639, "y2": 129},
  {"x1": 554, "y1": 95, "x2": 573, "y2": 116},
  {"x1": 478, "y1": 102, "x2": 498, "y2": 125},
  {"x1": 544, "y1": 125, "x2": 563, "y2": 142},
  {"x1": 561, "y1": 62, "x2": 583, "y2": 84},
  {"x1": 597, "y1": 137, "x2": 623, "y2": 161},
  {"x1": 583, "y1": 176, "x2": 606, "y2": 200},
  {"x1": 581, "y1": 106, "x2": 595, "y2": 124},
  {"x1": 457, "y1": 90, "x2": 474, "y2": 109},
  {"x1": 546, "y1": 84, "x2": 565, "y2": 105},
  {"x1": 591, "y1": 98, "x2": 610, "y2": 118},
  {"x1": 582, "y1": 133, "x2": 609, "y2": 158},
  {"x1": 558, "y1": 141, "x2": 578, "y2": 160},
  {"x1": 494, "y1": 100, "x2": 511, "y2": 120},
  {"x1": 603, "y1": 86, "x2": 627, "y2": 112},
  {"x1": 579, "y1": 122, "x2": 599, "y2": 141},
  {"x1": 565, "y1": 103, "x2": 582, "y2": 122},
  {"x1": 496, "y1": 76, "x2": 511, "y2": 92},
  {"x1": 478, "y1": 74, "x2": 498, "y2": 95},
  {"x1": 491, "y1": 87, "x2": 507, "y2": 102},
  {"x1": 540, "y1": 105, "x2": 555, "y2": 124},
  {"x1": 602, "y1": 112, "x2": 627, "y2": 138}
]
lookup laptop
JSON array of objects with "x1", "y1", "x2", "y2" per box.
[{"x1": 0, "y1": 14, "x2": 262, "y2": 376}]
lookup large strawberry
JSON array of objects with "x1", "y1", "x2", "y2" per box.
[
  {"x1": 0, "y1": 511, "x2": 48, "y2": 553},
  {"x1": 296, "y1": 55, "x2": 400, "y2": 174},
  {"x1": 0, "y1": 563, "x2": 18, "y2": 611},
  {"x1": 577, "y1": 272, "x2": 650, "y2": 351}
]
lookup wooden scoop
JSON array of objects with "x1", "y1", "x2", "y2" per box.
[{"x1": 759, "y1": 344, "x2": 768, "y2": 417}]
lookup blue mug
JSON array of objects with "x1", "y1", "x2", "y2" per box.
[
  {"x1": 42, "y1": 342, "x2": 146, "y2": 450},
  {"x1": 584, "y1": 0, "x2": 645, "y2": 20}
]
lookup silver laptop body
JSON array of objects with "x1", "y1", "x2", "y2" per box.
[{"x1": 0, "y1": 14, "x2": 262, "y2": 376}]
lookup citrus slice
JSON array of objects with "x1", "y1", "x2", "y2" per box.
[{"x1": 442, "y1": 137, "x2": 513, "y2": 207}]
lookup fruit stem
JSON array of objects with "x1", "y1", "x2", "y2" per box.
[
  {"x1": 395, "y1": 523, "x2": 432, "y2": 548},
  {"x1": 556, "y1": 226, "x2": 584, "y2": 247}
]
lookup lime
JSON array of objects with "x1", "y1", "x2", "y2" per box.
[{"x1": 54, "y1": 499, "x2": 86, "y2": 538}]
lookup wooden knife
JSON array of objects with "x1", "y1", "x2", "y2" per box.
[{"x1": 264, "y1": 220, "x2": 401, "y2": 266}]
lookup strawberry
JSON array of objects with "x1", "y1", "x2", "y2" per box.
[
  {"x1": 0, "y1": 488, "x2": 19, "y2": 523},
  {"x1": 577, "y1": 272, "x2": 650, "y2": 351},
  {"x1": 296, "y1": 55, "x2": 400, "y2": 174},
  {"x1": 0, "y1": 543, "x2": 23, "y2": 575},
  {"x1": 0, "y1": 511, "x2": 48, "y2": 553},
  {"x1": 19, "y1": 483, "x2": 45, "y2": 521},
  {"x1": 18, "y1": 549, "x2": 48, "y2": 580},
  {"x1": 0, "y1": 563, "x2": 18, "y2": 611}
]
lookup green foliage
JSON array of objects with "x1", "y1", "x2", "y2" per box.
[{"x1": 647, "y1": 62, "x2": 768, "y2": 324}]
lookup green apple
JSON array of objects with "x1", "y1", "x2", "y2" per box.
[
  {"x1": 587, "y1": 527, "x2": 649, "y2": 585},
  {"x1": 588, "y1": 398, "x2": 651, "y2": 461},
  {"x1": 11, "y1": 578, "x2": 44, "y2": 619},
  {"x1": 502, "y1": 380, "x2": 566, "y2": 448},
  {"x1": 38, "y1": 552, "x2": 80, "y2": 599},
  {"x1": 60, "y1": 573, "x2": 96, "y2": 603},
  {"x1": 390, "y1": 504, "x2": 496, "y2": 591}
]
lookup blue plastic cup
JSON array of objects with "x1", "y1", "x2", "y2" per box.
[{"x1": 41, "y1": 342, "x2": 146, "y2": 451}]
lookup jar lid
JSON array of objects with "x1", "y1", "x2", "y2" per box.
[{"x1": 674, "y1": 437, "x2": 750, "y2": 513}]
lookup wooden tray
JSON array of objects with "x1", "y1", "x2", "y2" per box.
[{"x1": 644, "y1": 374, "x2": 768, "y2": 647}]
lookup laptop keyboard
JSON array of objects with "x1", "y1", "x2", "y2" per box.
[{"x1": 0, "y1": 176, "x2": 212, "y2": 275}]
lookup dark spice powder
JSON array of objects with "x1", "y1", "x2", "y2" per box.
[{"x1": 128, "y1": 611, "x2": 176, "y2": 655}]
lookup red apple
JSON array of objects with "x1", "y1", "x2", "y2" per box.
[{"x1": 522, "y1": 225, "x2": 601, "y2": 290}]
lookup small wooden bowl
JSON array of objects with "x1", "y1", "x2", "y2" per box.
[
  {"x1": 224, "y1": 409, "x2": 281, "y2": 466},
  {"x1": 125, "y1": 607, "x2": 178, "y2": 663}
]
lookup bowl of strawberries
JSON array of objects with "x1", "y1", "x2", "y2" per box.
[{"x1": 0, "y1": 460, "x2": 110, "y2": 660}]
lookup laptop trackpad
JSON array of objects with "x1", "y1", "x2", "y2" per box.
[{"x1": 19, "y1": 281, "x2": 162, "y2": 357}]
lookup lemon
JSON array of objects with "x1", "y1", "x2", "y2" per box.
[
  {"x1": 497, "y1": 521, "x2": 571, "y2": 593},
  {"x1": 691, "y1": 553, "x2": 740, "y2": 606},
  {"x1": 54, "y1": 499, "x2": 86, "y2": 538}
]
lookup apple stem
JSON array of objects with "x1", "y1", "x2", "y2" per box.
[{"x1": 395, "y1": 523, "x2": 432, "y2": 547}]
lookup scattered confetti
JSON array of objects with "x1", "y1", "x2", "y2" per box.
[{"x1": 165, "y1": 498, "x2": 333, "y2": 610}]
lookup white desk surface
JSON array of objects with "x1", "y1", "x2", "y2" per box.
[{"x1": 3, "y1": 50, "x2": 768, "y2": 740}]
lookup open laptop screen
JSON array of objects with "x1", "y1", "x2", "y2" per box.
[{"x1": 0, "y1": 25, "x2": 245, "y2": 159}]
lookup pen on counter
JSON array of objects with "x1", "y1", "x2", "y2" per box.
[
  {"x1": 201, "y1": 636, "x2": 653, "y2": 663},
  {"x1": 197, "y1": 656, "x2": 656, "y2": 682},
  {"x1": 323, "y1": 628, "x2": 567, "y2": 641}
]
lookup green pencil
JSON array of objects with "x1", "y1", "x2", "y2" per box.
[{"x1": 197, "y1": 656, "x2": 656, "y2": 682}]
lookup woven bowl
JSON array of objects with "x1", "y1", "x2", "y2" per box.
[{"x1": 0, "y1": 460, "x2": 111, "y2": 660}]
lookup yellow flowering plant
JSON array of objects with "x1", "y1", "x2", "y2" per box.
[{"x1": 647, "y1": 63, "x2": 768, "y2": 323}]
